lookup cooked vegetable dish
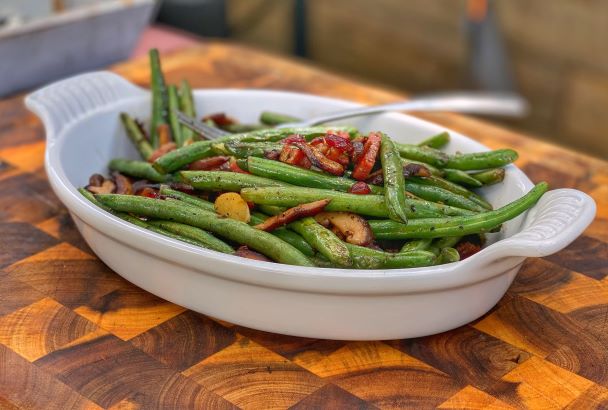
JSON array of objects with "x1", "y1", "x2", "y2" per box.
[{"x1": 80, "y1": 49, "x2": 548, "y2": 269}]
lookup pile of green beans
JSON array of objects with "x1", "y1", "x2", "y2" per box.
[
  {"x1": 86, "y1": 50, "x2": 547, "y2": 269},
  {"x1": 83, "y1": 122, "x2": 545, "y2": 268}
]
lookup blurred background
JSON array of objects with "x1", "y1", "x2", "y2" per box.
[{"x1": 1, "y1": 0, "x2": 607, "y2": 159}]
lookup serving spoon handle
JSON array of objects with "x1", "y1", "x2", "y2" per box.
[{"x1": 278, "y1": 92, "x2": 528, "y2": 128}]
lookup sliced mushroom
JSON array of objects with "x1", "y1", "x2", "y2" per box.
[
  {"x1": 86, "y1": 179, "x2": 116, "y2": 194},
  {"x1": 88, "y1": 173, "x2": 105, "y2": 187},
  {"x1": 132, "y1": 180, "x2": 159, "y2": 195},
  {"x1": 255, "y1": 199, "x2": 330, "y2": 232},
  {"x1": 113, "y1": 172, "x2": 133, "y2": 195},
  {"x1": 235, "y1": 246, "x2": 271, "y2": 262},
  {"x1": 314, "y1": 211, "x2": 374, "y2": 246},
  {"x1": 403, "y1": 163, "x2": 431, "y2": 178}
]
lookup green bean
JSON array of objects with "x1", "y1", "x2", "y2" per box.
[
  {"x1": 79, "y1": 187, "x2": 115, "y2": 213},
  {"x1": 81, "y1": 188, "x2": 155, "y2": 229},
  {"x1": 149, "y1": 49, "x2": 169, "y2": 148},
  {"x1": 258, "y1": 204, "x2": 286, "y2": 216},
  {"x1": 445, "y1": 149, "x2": 518, "y2": 170},
  {"x1": 250, "y1": 212, "x2": 315, "y2": 256},
  {"x1": 153, "y1": 140, "x2": 217, "y2": 174},
  {"x1": 236, "y1": 158, "x2": 249, "y2": 171},
  {"x1": 395, "y1": 143, "x2": 449, "y2": 167},
  {"x1": 159, "y1": 186, "x2": 215, "y2": 212},
  {"x1": 152, "y1": 227, "x2": 225, "y2": 248},
  {"x1": 368, "y1": 182, "x2": 548, "y2": 239},
  {"x1": 126, "y1": 217, "x2": 227, "y2": 250},
  {"x1": 153, "y1": 126, "x2": 356, "y2": 174},
  {"x1": 178, "y1": 80, "x2": 197, "y2": 145},
  {"x1": 242, "y1": 186, "x2": 474, "y2": 218},
  {"x1": 381, "y1": 133, "x2": 409, "y2": 223},
  {"x1": 404, "y1": 182, "x2": 487, "y2": 213},
  {"x1": 260, "y1": 111, "x2": 300, "y2": 126},
  {"x1": 236, "y1": 126, "x2": 357, "y2": 143},
  {"x1": 179, "y1": 170, "x2": 291, "y2": 191},
  {"x1": 310, "y1": 255, "x2": 339, "y2": 268},
  {"x1": 108, "y1": 158, "x2": 171, "y2": 182},
  {"x1": 418, "y1": 131, "x2": 450, "y2": 149},
  {"x1": 147, "y1": 220, "x2": 234, "y2": 253},
  {"x1": 401, "y1": 159, "x2": 444, "y2": 177},
  {"x1": 345, "y1": 244, "x2": 437, "y2": 269},
  {"x1": 428, "y1": 236, "x2": 462, "y2": 255},
  {"x1": 247, "y1": 157, "x2": 383, "y2": 194},
  {"x1": 214, "y1": 141, "x2": 283, "y2": 158},
  {"x1": 442, "y1": 168, "x2": 483, "y2": 187},
  {"x1": 470, "y1": 168, "x2": 506, "y2": 185},
  {"x1": 95, "y1": 194, "x2": 314, "y2": 266},
  {"x1": 400, "y1": 238, "x2": 432, "y2": 253},
  {"x1": 167, "y1": 85, "x2": 182, "y2": 146},
  {"x1": 437, "y1": 247, "x2": 460, "y2": 264},
  {"x1": 433, "y1": 236, "x2": 462, "y2": 249},
  {"x1": 222, "y1": 124, "x2": 268, "y2": 133},
  {"x1": 119, "y1": 214, "x2": 151, "y2": 228},
  {"x1": 159, "y1": 188, "x2": 313, "y2": 254},
  {"x1": 409, "y1": 176, "x2": 492, "y2": 210},
  {"x1": 290, "y1": 217, "x2": 352, "y2": 267},
  {"x1": 80, "y1": 188, "x2": 220, "y2": 250},
  {"x1": 120, "y1": 113, "x2": 153, "y2": 160},
  {"x1": 127, "y1": 217, "x2": 213, "y2": 247}
]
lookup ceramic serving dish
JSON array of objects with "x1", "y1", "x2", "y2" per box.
[{"x1": 25, "y1": 71, "x2": 596, "y2": 340}]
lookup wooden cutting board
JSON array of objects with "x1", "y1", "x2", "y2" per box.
[{"x1": 0, "y1": 41, "x2": 607, "y2": 409}]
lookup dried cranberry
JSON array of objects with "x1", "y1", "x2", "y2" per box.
[
  {"x1": 348, "y1": 181, "x2": 372, "y2": 195},
  {"x1": 282, "y1": 134, "x2": 306, "y2": 145},
  {"x1": 202, "y1": 113, "x2": 235, "y2": 126},
  {"x1": 325, "y1": 133, "x2": 353, "y2": 153}
]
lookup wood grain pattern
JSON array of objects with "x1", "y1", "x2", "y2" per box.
[
  {"x1": 5, "y1": 243, "x2": 133, "y2": 309},
  {"x1": 0, "y1": 297, "x2": 97, "y2": 361},
  {"x1": 131, "y1": 310, "x2": 237, "y2": 371},
  {"x1": 289, "y1": 384, "x2": 377, "y2": 410},
  {"x1": 292, "y1": 341, "x2": 462, "y2": 409},
  {"x1": 0, "y1": 222, "x2": 58, "y2": 268},
  {"x1": 438, "y1": 386, "x2": 515, "y2": 410},
  {"x1": 35, "y1": 332, "x2": 233, "y2": 409},
  {"x1": 183, "y1": 336, "x2": 326, "y2": 409},
  {"x1": 0, "y1": 173, "x2": 61, "y2": 224},
  {"x1": 36, "y1": 210, "x2": 95, "y2": 252},
  {"x1": 487, "y1": 356, "x2": 595, "y2": 409},
  {"x1": 0, "y1": 344, "x2": 101, "y2": 410},
  {"x1": 387, "y1": 326, "x2": 531, "y2": 390},
  {"x1": 0, "y1": 274, "x2": 45, "y2": 317},
  {"x1": 0, "y1": 40, "x2": 608, "y2": 408},
  {"x1": 74, "y1": 288, "x2": 187, "y2": 340}
]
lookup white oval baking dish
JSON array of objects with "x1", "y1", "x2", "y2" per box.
[{"x1": 26, "y1": 72, "x2": 596, "y2": 340}]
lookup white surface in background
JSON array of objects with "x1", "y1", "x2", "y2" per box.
[{"x1": 0, "y1": 0, "x2": 154, "y2": 96}]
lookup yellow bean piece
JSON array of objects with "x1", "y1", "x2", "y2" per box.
[{"x1": 214, "y1": 192, "x2": 251, "y2": 223}]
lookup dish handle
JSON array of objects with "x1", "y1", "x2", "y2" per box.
[
  {"x1": 25, "y1": 71, "x2": 146, "y2": 143},
  {"x1": 490, "y1": 188, "x2": 596, "y2": 258}
]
